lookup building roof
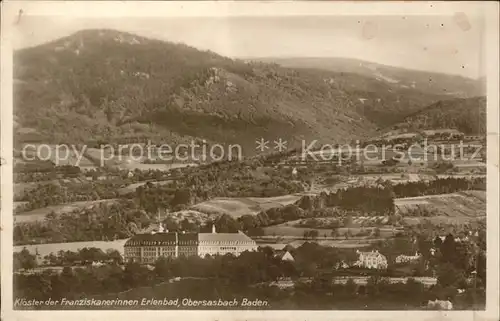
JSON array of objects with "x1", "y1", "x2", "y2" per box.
[
  {"x1": 357, "y1": 250, "x2": 386, "y2": 259},
  {"x1": 274, "y1": 250, "x2": 287, "y2": 257},
  {"x1": 178, "y1": 233, "x2": 199, "y2": 244},
  {"x1": 274, "y1": 250, "x2": 294, "y2": 260},
  {"x1": 125, "y1": 231, "x2": 255, "y2": 246},
  {"x1": 125, "y1": 232, "x2": 177, "y2": 247},
  {"x1": 198, "y1": 231, "x2": 254, "y2": 243}
]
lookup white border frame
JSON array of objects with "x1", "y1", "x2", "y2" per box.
[{"x1": 1, "y1": 2, "x2": 499, "y2": 321}]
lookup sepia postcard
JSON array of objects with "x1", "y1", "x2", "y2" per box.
[{"x1": 1, "y1": 1, "x2": 499, "y2": 321}]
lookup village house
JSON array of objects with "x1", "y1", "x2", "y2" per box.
[
  {"x1": 395, "y1": 252, "x2": 422, "y2": 264},
  {"x1": 353, "y1": 250, "x2": 388, "y2": 270}
]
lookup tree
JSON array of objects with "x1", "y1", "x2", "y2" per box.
[
  {"x1": 343, "y1": 278, "x2": 358, "y2": 298},
  {"x1": 440, "y1": 234, "x2": 457, "y2": 264},
  {"x1": 215, "y1": 214, "x2": 241, "y2": 233},
  {"x1": 437, "y1": 263, "x2": 466, "y2": 288},
  {"x1": 154, "y1": 257, "x2": 172, "y2": 280},
  {"x1": 123, "y1": 262, "x2": 152, "y2": 288},
  {"x1": 106, "y1": 249, "x2": 123, "y2": 264},
  {"x1": 180, "y1": 218, "x2": 196, "y2": 232},
  {"x1": 366, "y1": 275, "x2": 382, "y2": 297},
  {"x1": 343, "y1": 215, "x2": 353, "y2": 227},
  {"x1": 14, "y1": 248, "x2": 37, "y2": 271},
  {"x1": 171, "y1": 189, "x2": 192, "y2": 207}
]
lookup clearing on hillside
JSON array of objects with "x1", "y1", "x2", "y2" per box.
[
  {"x1": 14, "y1": 199, "x2": 119, "y2": 224},
  {"x1": 191, "y1": 195, "x2": 301, "y2": 217}
]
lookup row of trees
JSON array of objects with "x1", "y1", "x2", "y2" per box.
[
  {"x1": 14, "y1": 181, "x2": 122, "y2": 211},
  {"x1": 14, "y1": 247, "x2": 123, "y2": 271},
  {"x1": 391, "y1": 177, "x2": 486, "y2": 197},
  {"x1": 14, "y1": 164, "x2": 82, "y2": 182}
]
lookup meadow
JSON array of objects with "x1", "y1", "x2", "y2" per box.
[{"x1": 191, "y1": 195, "x2": 302, "y2": 218}]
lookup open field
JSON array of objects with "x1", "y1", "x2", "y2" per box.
[
  {"x1": 402, "y1": 215, "x2": 486, "y2": 226},
  {"x1": 286, "y1": 239, "x2": 374, "y2": 249},
  {"x1": 191, "y1": 195, "x2": 301, "y2": 217},
  {"x1": 14, "y1": 199, "x2": 119, "y2": 224},
  {"x1": 395, "y1": 190, "x2": 486, "y2": 219},
  {"x1": 262, "y1": 222, "x2": 397, "y2": 239},
  {"x1": 14, "y1": 239, "x2": 128, "y2": 260}
]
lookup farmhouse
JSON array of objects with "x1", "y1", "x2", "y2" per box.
[
  {"x1": 353, "y1": 250, "x2": 388, "y2": 270},
  {"x1": 124, "y1": 224, "x2": 257, "y2": 264}
]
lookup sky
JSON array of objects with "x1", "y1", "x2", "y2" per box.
[{"x1": 12, "y1": 14, "x2": 486, "y2": 79}]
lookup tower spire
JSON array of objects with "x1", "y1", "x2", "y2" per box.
[{"x1": 157, "y1": 208, "x2": 164, "y2": 233}]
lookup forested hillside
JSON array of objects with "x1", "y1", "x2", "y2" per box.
[
  {"x1": 13, "y1": 29, "x2": 464, "y2": 152},
  {"x1": 397, "y1": 97, "x2": 486, "y2": 134}
]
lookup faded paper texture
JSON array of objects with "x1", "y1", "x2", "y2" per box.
[{"x1": 1, "y1": 1, "x2": 499, "y2": 321}]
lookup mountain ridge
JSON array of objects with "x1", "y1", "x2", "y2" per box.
[
  {"x1": 251, "y1": 56, "x2": 485, "y2": 98},
  {"x1": 14, "y1": 29, "x2": 480, "y2": 153}
]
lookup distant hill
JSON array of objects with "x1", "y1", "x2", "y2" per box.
[
  {"x1": 394, "y1": 96, "x2": 487, "y2": 135},
  {"x1": 253, "y1": 57, "x2": 485, "y2": 98},
  {"x1": 14, "y1": 30, "x2": 468, "y2": 153}
]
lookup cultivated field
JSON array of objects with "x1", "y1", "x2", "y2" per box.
[
  {"x1": 292, "y1": 216, "x2": 390, "y2": 227},
  {"x1": 262, "y1": 223, "x2": 396, "y2": 239},
  {"x1": 14, "y1": 199, "x2": 119, "y2": 224},
  {"x1": 395, "y1": 190, "x2": 486, "y2": 217},
  {"x1": 191, "y1": 195, "x2": 301, "y2": 217},
  {"x1": 395, "y1": 190, "x2": 486, "y2": 225}
]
